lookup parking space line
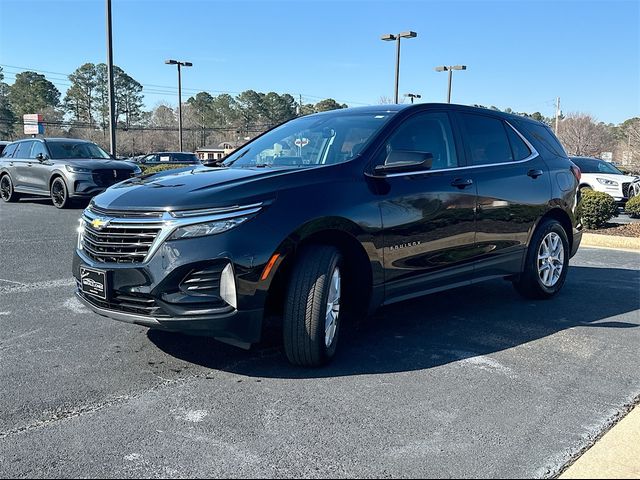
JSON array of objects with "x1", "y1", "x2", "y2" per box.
[
  {"x1": 0, "y1": 278, "x2": 76, "y2": 295},
  {"x1": 0, "y1": 278, "x2": 28, "y2": 286}
]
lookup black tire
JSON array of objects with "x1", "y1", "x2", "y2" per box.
[
  {"x1": 0, "y1": 174, "x2": 20, "y2": 202},
  {"x1": 50, "y1": 177, "x2": 71, "y2": 209},
  {"x1": 283, "y1": 245, "x2": 343, "y2": 367},
  {"x1": 513, "y1": 219, "x2": 570, "y2": 300}
]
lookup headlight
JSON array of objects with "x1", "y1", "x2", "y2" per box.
[
  {"x1": 168, "y1": 216, "x2": 249, "y2": 240},
  {"x1": 66, "y1": 165, "x2": 91, "y2": 173},
  {"x1": 597, "y1": 178, "x2": 618, "y2": 186}
]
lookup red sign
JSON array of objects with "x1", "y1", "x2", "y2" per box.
[{"x1": 294, "y1": 138, "x2": 309, "y2": 147}]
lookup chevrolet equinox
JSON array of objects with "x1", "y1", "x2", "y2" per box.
[{"x1": 73, "y1": 104, "x2": 582, "y2": 366}]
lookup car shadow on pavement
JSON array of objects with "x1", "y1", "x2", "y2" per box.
[{"x1": 148, "y1": 265, "x2": 640, "y2": 379}]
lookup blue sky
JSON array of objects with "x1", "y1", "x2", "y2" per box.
[{"x1": 0, "y1": 0, "x2": 638, "y2": 124}]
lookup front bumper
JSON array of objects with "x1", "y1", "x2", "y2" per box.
[
  {"x1": 72, "y1": 230, "x2": 269, "y2": 345},
  {"x1": 75, "y1": 289, "x2": 262, "y2": 348}
]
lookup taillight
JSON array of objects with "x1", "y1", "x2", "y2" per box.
[{"x1": 570, "y1": 165, "x2": 581, "y2": 182}]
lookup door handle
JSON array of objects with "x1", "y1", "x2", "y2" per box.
[
  {"x1": 451, "y1": 178, "x2": 473, "y2": 189},
  {"x1": 527, "y1": 169, "x2": 544, "y2": 179}
]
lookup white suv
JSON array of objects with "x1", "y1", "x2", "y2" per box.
[{"x1": 570, "y1": 156, "x2": 638, "y2": 204}]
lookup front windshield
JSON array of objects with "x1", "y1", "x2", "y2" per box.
[
  {"x1": 48, "y1": 142, "x2": 111, "y2": 160},
  {"x1": 221, "y1": 112, "x2": 395, "y2": 168},
  {"x1": 573, "y1": 158, "x2": 623, "y2": 175}
]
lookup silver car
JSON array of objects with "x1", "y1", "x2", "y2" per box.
[{"x1": 0, "y1": 138, "x2": 141, "y2": 208}]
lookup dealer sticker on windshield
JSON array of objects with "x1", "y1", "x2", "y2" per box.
[{"x1": 80, "y1": 267, "x2": 107, "y2": 300}]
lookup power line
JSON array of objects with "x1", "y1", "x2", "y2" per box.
[{"x1": 0, "y1": 63, "x2": 370, "y2": 106}]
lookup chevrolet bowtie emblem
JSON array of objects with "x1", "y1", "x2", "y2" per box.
[{"x1": 91, "y1": 218, "x2": 110, "y2": 230}]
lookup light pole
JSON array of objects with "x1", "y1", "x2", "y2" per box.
[
  {"x1": 434, "y1": 65, "x2": 467, "y2": 103},
  {"x1": 165, "y1": 59, "x2": 193, "y2": 152},
  {"x1": 381, "y1": 31, "x2": 417, "y2": 103},
  {"x1": 106, "y1": 0, "x2": 116, "y2": 155},
  {"x1": 404, "y1": 93, "x2": 421, "y2": 104}
]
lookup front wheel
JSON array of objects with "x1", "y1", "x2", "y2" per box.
[
  {"x1": 283, "y1": 246, "x2": 343, "y2": 367},
  {"x1": 0, "y1": 174, "x2": 20, "y2": 202},
  {"x1": 513, "y1": 219, "x2": 570, "y2": 300},
  {"x1": 50, "y1": 177, "x2": 71, "y2": 209}
]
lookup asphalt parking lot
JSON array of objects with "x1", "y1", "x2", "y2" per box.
[{"x1": 1, "y1": 198, "x2": 639, "y2": 478}]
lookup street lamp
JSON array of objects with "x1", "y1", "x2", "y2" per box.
[
  {"x1": 404, "y1": 93, "x2": 421, "y2": 104},
  {"x1": 434, "y1": 65, "x2": 467, "y2": 103},
  {"x1": 381, "y1": 31, "x2": 417, "y2": 104},
  {"x1": 165, "y1": 59, "x2": 193, "y2": 152}
]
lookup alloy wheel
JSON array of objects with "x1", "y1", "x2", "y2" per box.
[
  {"x1": 51, "y1": 179, "x2": 66, "y2": 207},
  {"x1": 537, "y1": 232, "x2": 564, "y2": 287},
  {"x1": 0, "y1": 176, "x2": 11, "y2": 201},
  {"x1": 325, "y1": 267, "x2": 341, "y2": 347}
]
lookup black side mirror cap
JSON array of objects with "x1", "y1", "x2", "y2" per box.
[
  {"x1": 35, "y1": 153, "x2": 47, "y2": 162},
  {"x1": 373, "y1": 151, "x2": 433, "y2": 175}
]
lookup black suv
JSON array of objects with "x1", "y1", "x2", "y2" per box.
[
  {"x1": 134, "y1": 152, "x2": 200, "y2": 165},
  {"x1": 73, "y1": 104, "x2": 582, "y2": 366}
]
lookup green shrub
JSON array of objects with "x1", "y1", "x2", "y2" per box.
[
  {"x1": 625, "y1": 195, "x2": 640, "y2": 218},
  {"x1": 577, "y1": 190, "x2": 619, "y2": 229},
  {"x1": 140, "y1": 163, "x2": 191, "y2": 175}
]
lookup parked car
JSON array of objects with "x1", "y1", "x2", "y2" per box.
[
  {"x1": 570, "y1": 156, "x2": 638, "y2": 205},
  {"x1": 73, "y1": 104, "x2": 582, "y2": 366},
  {"x1": 628, "y1": 177, "x2": 640, "y2": 199},
  {"x1": 0, "y1": 141, "x2": 9, "y2": 157},
  {"x1": 133, "y1": 152, "x2": 201, "y2": 166},
  {"x1": 0, "y1": 138, "x2": 141, "y2": 208}
]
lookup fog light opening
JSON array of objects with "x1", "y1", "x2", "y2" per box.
[{"x1": 220, "y1": 263, "x2": 237, "y2": 309}]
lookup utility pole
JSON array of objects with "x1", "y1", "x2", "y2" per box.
[
  {"x1": 555, "y1": 97, "x2": 561, "y2": 135},
  {"x1": 298, "y1": 94, "x2": 303, "y2": 116},
  {"x1": 106, "y1": 0, "x2": 117, "y2": 156}
]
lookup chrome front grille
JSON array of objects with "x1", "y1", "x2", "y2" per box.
[
  {"x1": 80, "y1": 206, "x2": 164, "y2": 264},
  {"x1": 82, "y1": 223, "x2": 161, "y2": 263}
]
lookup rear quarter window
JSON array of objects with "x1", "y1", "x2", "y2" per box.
[
  {"x1": 518, "y1": 120, "x2": 567, "y2": 157},
  {"x1": 1, "y1": 143, "x2": 18, "y2": 158}
]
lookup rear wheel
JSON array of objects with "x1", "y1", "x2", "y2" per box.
[
  {"x1": 0, "y1": 174, "x2": 20, "y2": 202},
  {"x1": 513, "y1": 219, "x2": 569, "y2": 299},
  {"x1": 50, "y1": 177, "x2": 71, "y2": 209},
  {"x1": 283, "y1": 245, "x2": 343, "y2": 367}
]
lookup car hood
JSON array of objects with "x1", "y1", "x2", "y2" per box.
[
  {"x1": 92, "y1": 165, "x2": 306, "y2": 211},
  {"x1": 581, "y1": 172, "x2": 638, "y2": 183},
  {"x1": 58, "y1": 159, "x2": 137, "y2": 170}
]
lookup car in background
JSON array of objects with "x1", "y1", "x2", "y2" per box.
[
  {"x1": 628, "y1": 177, "x2": 640, "y2": 199},
  {"x1": 133, "y1": 152, "x2": 201, "y2": 166},
  {"x1": 570, "y1": 156, "x2": 638, "y2": 204},
  {"x1": 0, "y1": 141, "x2": 9, "y2": 157},
  {"x1": 0, "y1": 138, "x2": 141, "y2": 208}
]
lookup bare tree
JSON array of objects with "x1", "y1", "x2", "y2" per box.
[{"x1": 557, "y1": 113, "x2": 614, "y2": 157}]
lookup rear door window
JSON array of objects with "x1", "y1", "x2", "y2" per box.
[
  {"x1": 14, "y1": 141, "x2": 34, "y2": 159},
  {"x1": 460, "y1": 113, "x2": 513, "y2": 165}
]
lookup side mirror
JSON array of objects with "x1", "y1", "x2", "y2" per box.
[
  {"x1": 35, "y1": 153, "x2": 48, "y2": 162},
  {"x1": 374, "y1": 151, "x2": 433, "y2": 175}
]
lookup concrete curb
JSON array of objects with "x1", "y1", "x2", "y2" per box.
[
  {"x1": 581, "y1": 233, "x2": 640, "y2": 251},
  {"x1": 559, "y1": 403, "x2": 640, "y2": 479}
]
